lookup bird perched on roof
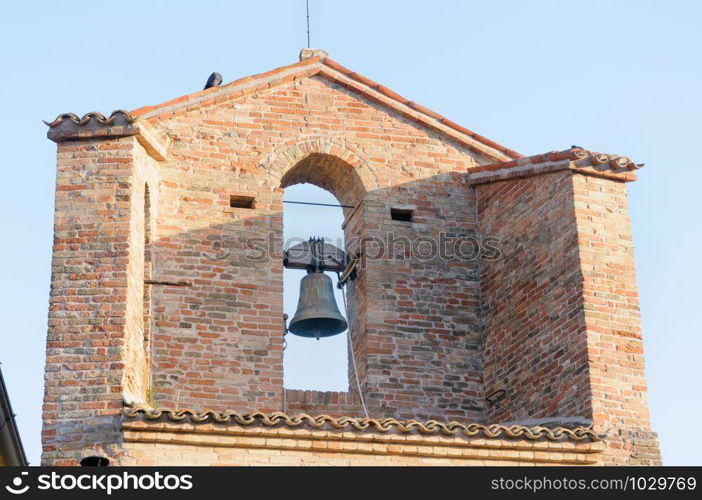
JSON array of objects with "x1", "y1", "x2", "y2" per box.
[{"x1": 204, "y1": 72, "x2": 223, "y2": 90}]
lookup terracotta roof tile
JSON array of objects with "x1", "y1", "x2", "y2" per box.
[
  {"x1": 480, "y1": 147, "x2": 642, "y2": 172},
  {"x1": 122, "y1": 402, "x2": 600, "y2": 442},
  {"x1": 43, "y1": 110, "x2": 137, "y2": 143},
  {"x1": 43, "y1": 110, "x2": 134, "y2": 128},
  {"x1": 470, "y1": 146, "x2": 643, "y2": 184}
]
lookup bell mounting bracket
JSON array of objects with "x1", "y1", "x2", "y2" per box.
[{"x1": 283, "y1": 237, "x2": 356, "y2": 281}]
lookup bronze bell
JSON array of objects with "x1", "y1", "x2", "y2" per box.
[{"x1": 288, "y1": 272, "x2": 348, "y2": 339}]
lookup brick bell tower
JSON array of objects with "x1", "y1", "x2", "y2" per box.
[{"x1": 42, "y1": 49, "x2": 660, "y2": 466}]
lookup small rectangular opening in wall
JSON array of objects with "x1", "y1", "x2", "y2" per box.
[
  {"x1": 230, "y1": 195, "x2": 256, "y2": 209},
  {"x1": 390, "y1": 208, "x2": 413, "y2": 222}
]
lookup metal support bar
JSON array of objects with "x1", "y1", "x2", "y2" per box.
[
  {"x1": 284, "y1": 200, "x2": 354, "y2": 209},
  {"x1": 144, "y1": 279, "x2": 192, "y2": 287},
  {"x1": 485, "y1": 389, "x2": 507, "y2": 404}
]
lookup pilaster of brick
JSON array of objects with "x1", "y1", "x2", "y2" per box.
[
  {"x1": 360, "y1": 173, "x2": 484, "y2": 421},
  {"x1": 477, "y1": 171, "x2": 591, "y2": 424},
  {"x1": 123, "y1": 142, "x2": 160, "y2": 404},
  {"x1": 42, "y1": 136, "x2": 156, "y2": 464},
  {"x1": 343, "y1": 200, "x2": 370, "y2": 405},
  {"x1": 571, "y1": 174, "x2": 660, "y2": 464},
  {"x1": 477, "y1": 169, "x2": 659, "y2": 464}
]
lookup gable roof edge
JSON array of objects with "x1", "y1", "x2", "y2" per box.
[
  {"x1": 131, "y1": 56, "x2": 324, "y2": 119},
  {"x1": 130, "y1": 55, "x2": 521, "y2": 162},
  {"x1": 318, "y1": 59, "x2": 520, "y2": 161},
  {"x1": 321, "y1": 57, "x2": 522, "y2": 159}
]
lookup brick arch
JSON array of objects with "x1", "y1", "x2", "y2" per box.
[
  {"x1": 264, "y1": 139, "x2": 372, "y2": 402},
  {"x1": 261, "y1": 138, "x2": 377, "y2": 208}
]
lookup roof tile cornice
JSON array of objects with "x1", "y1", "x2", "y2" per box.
[
  {"x1": 43, "y1": 110, "x2": 134, "y2": 128},
  {"x1": 43, "y1": 109, "x2": 168, "y2": 161},
  {"x1": 470, "y1": 147, "x2": 643, "y2": 185},
  {"x1": 44, "y1": 110, "x2": 135, "y2": 143},
  {"x1": 122, "y1": 402, "x2": 601, "y2": 442}
]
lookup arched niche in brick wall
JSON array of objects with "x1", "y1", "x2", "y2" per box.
[
  {"x1": 280, "y1": 152, "x2": 366, "y2": 210},
  {"x1": 262, "y1": 137, "x2": 377, "y2": 209},
  {"x1": 267, "y1": 138, "x2": 372, "y2": 396}
]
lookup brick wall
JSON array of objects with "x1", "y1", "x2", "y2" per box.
[
  {"x1": 43, "y1": 59, "x2": 659, "y2": 465},
  {"x1": 477, "y1": 171, "x2": 591, "y2": 423},
  {"x1": 123, "y1": 144, "x2": 159, "y2": 403},
  {"x1": 284, "y1": 390, "x2": 366, "y2": 417},
  {"x1": 572, "y1": 174, "x2": 659, "y2": 464},
  {"x1": 358, "y1": 173, "x2": 483, "y2": 420},
  {"x1": 43, "y1": 136, "x2": 156, "y2": 464},
  {"x1": 476, "y1": 170, "x2": 659, "y2": 464},
  {"x1": 140, "y1": 75, "x2": 486, "y2": 420}
]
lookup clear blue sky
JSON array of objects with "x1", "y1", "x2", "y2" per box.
[{"x1": 0, "y1": 0, "x2": 699, "y2": 465}]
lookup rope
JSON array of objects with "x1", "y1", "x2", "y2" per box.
[
  {"x1": 339, "y1": 285, "x2": 369, "y2": 418},
  {"x1": 284, "y1": 200, "x2": 354, "y2": 209},
  {"x1": 339, "y1": 256, "x2": 358, "y2": 285},
  {"x1": 282, "y1": 314, "x2": 288, "y2": 413}
]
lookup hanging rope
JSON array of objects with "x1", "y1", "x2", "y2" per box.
[
  {"x1": 282, "y1": 313, "x2": 288, "y2": 413},
  {"x1": 283, "y1": 386, "x2": 287, "y2": 414},
  {"x1": 339, "y1": 284, "x2": 369, "y2": 418},
  {"x1": 338, "y1": 256, "x2": 359, "y2": 285}
]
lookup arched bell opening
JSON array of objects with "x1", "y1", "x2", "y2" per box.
[
  {"x1": 280, "y1": 153, "x2": 367, "y2": 394},
  {"x1": 282, "y1": 185, "x2": 349, "y2": 391},
  {"x1": 280, "y1": 153, "x2": 365, "y2": 212}
]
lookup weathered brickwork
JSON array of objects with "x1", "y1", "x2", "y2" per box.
[
  {"x1": 572, "y1": 174, "x2": 659, "y2": 465},
  {"x1": 139, "y1": 72, "x2": 486, "y2": 422},
  {"x1": 476, "y1": 169, "x2": 659, "y2": 464},
  {"x1": 43, "y1": 136, "x2": 158, "y2": 464},
  {"x1": 284, "y1": 390, "x2": 366, "y2": 417},
  {"x1": 42, "y1": 53, "x2": 659, "y2": 465},
  {"x1": 477, "y1": 171, "x2": 590, "y2": 423}
]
